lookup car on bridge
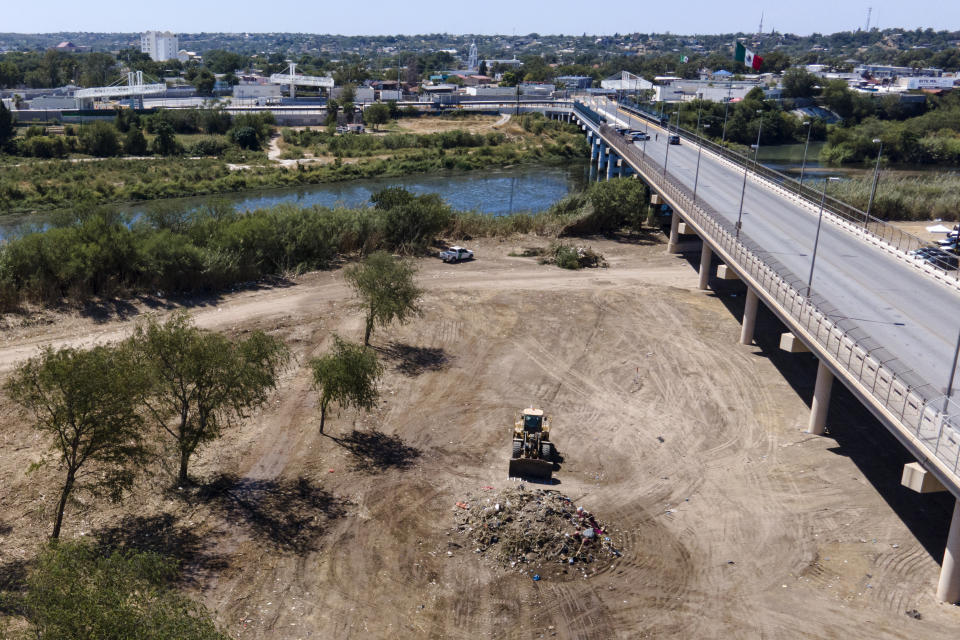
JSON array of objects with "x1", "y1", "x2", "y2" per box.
[
  {"x1": 668, "y1": 134, "x2": 681, "y2": 145},
  {"x1": 910, "y1": 247, "x2": 959, "y2": 270},
  {"x1": 627, "y1": 131, "x2": 650, "y2": 141}
]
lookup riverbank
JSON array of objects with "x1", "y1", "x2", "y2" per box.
[
  {"x1": 0, "y1": 179, "x2": 647, "y2": 310},
  {"x1": 826, "y1": 172, "x2": 960, "y2": 221},
  {"x1": 0, "y1": 115, "x2": 589, "y2": 214}
]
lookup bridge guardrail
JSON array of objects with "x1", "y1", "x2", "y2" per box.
[
  {"x1": 614, "y1": 100, "x2": 948, "y2": 277},
  {"x1": 589, "y1": 115, "x2": 960, "y2": 483}
]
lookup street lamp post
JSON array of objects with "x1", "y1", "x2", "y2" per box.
[
  {"x1": 865, "y1": 138, "x2": 883, "y2": 227},
  {"x1": 720, "y1": 84, "x2": 732, "y2": 145},
  {"x1": 663, "y1": 108, "x2": 676, "y2": 177},
  {"x1": 806, "y1": 177, "x2": 841, "y2": 297},
  {"x1": 751, "y1": 108, "x2": 764, "y2": 170},
  {"x1": 694, "y1": 120, "x2": 709, "y2": 203},
  {"x1": 735, "y1": 110, "x2": 764, "y2": 238},
  {"x1": 797, "y1": 121, "x2": 812, "y2": 195},
  {"x1": 944, "y1": 328, "x2": 960, "y2": 412}
]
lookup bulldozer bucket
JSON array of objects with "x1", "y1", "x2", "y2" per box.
[{"x1": 509, "y1": 457, "x2": 553, "y2": 480}]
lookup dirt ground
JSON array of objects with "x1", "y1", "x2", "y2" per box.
[
  {"x1": 393, "y1": 113, "x2": 513, "y2": 135},
  {"x1": 2, "y1": 234, "x2": 960, "y2": 638},
  {"x1": 890, "y1": 220, "x2": 957, "y2": 244}
]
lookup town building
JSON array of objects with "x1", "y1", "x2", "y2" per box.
[
  {"x1": 233, "y1": 83, "x2": 282, "y2": 101},
  {"x1": 555, "y1": 75, "x2": 593, "y2": 90},
  {"x1": 854, "y1": 64, "x2": 943, "y2": 79},
  {"x1": 653, "y1": 78, "x2": 764, "y2": 103},
  {"x1": 600, "y1": 71, "x2": 653, "y2": 92},
  {"x1": 897, "y1": 76, "x2": 957, "y2": 90},
  {"x1": 141, "y1": 31, "x2": 179, "y2": 62}
]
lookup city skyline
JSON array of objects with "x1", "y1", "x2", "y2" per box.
[{"x1": 4, "y1": 0, "x2": 960, "y2": 38}]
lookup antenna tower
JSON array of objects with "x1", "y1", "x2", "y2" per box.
[{"x1": 865, "y1": 7, "x2": 872, "y2": 31}]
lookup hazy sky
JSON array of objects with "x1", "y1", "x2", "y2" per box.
[{"x1": 5, "y1": 0, "x2": 960, "y2": 35}]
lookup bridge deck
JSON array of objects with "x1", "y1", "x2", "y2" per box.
[{"x1": 579, "y1": 98, "x2": 960, "y2": 494}]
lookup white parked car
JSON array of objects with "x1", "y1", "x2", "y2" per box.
[{"x1": 439, "y1": 246, "x2": 474, "y2": 263}]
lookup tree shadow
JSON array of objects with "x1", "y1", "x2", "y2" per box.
[
  {"x1": 0, "y1": 557, "x2": 29, "y2": 614},
  {"x1": 188, "y1": 474, "x2": 348, "y2": 554},
  {"x1": 71, "y1": 276, "x2": 298, "y2": 324},
  {"x1": 92, "y1": 513, "x2": 230, "y2": 586},
  {"x1": 376, "y1": 342, "x2": 451, "y2": 376},
  {"x1": 608, "y1": 229, "x2": 663, "y2": 246},
  {"x1": 332, "y1": 429, "x2": 422, "y2": 473},
  {"x1": 80, "y1": 297, "x2": 140, "y2": 323}
]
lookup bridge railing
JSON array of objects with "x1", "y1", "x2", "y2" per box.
[
  {"x1": 614, "y1": 100, "x2": 942, "y2": 272},
  {"x1": 595, "y1": 119, "x2": 960, "y2": 481}
]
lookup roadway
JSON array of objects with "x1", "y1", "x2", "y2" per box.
[{"x1": 591, "y1": 98, "x2": 960, "y2": 401}]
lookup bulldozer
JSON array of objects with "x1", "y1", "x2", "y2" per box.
[{"x1": 509, "y1": 407, "x2": 554, "y2": 480}]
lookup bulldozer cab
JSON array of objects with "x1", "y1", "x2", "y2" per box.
[{"x1": 522, "y1": 412, "x2": 543, "y2": 432}]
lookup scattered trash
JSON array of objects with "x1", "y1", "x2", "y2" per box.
[
  {"x1": 451, "y1": 486, "x2": 622, "y2": 576},
  {"x1": 532, "y1": 574, "x2": 541, "y2": 581},
  {"x1": 328, "y1": 469, "x2": 335, "y2": 473},
  {"x1": 657, "y1": 436, "x2": 665, "y2": 443},
  {"x1": 905, "y1": 609, "x2": 922, "y2": 620}
]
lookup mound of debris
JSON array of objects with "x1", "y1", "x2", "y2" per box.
[{"x1": 451, "y1": 485, "x2": 622, "y2": 577}]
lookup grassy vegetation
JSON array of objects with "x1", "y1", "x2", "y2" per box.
[
  {"x1": 827, "y1": 173, "x2": 960, "y2": 221},
  {"x1": 0, "y1": 115, "x2": 588, "y2": 213},
  {"x1": 0, "y1": 178, "x2": 648, "y2": 310}
]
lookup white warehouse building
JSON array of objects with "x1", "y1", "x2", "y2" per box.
[{"x1": 141, "y1": 31, "x2": 179, "y2": 62}]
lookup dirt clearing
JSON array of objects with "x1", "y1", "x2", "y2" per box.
[
  {"x1": 394, "y1": 113, "x2": 512, "y2": 135},
  {"x1": 1, "y1": 236, "x2": 959, "y2": 638}
]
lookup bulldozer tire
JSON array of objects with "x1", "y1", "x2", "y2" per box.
[
  {"x1": 512, "y1": 440, "x2": 522, "y2": 459},
  {"x1": 540, "y1": 442, "x2": 553, "y2": 461}
]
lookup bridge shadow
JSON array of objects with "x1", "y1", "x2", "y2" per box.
[{"x1": 668, "y1": 241, "x2": 955, "y2": 562}]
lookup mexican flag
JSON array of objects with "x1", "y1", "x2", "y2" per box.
[{"x1": 735, "y1": 42, "x2": 763, "y2": 70}]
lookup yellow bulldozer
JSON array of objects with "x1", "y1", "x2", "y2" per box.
[{"x1": 509, "y1": 407, "x2": 554, "y2": 480}]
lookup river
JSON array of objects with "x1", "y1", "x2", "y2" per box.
[{"x1": 0, "y1": 163, "x2": 590, "y2": 240}]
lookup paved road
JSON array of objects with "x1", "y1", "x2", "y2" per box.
[{"x1": 592, "y1": 99, "x2": 960, "y2": 399}]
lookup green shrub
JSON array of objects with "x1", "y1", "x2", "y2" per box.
[
  {"x1": 13, "y1": 540, "x2": 228, "y2": 639},
  {"x1": 188, "y1": 136, "x2": 230, "y2": 157},
  {"x1": 79, "y1": 121, "x2": 121, "y2": 157}
]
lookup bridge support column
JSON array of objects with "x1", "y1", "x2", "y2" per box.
[
  {"x1": 739, "y1": 289, "x2": 758, "y2": 345},
  {"x1": 938, "y1": 500, "x2": 960, "y2": 603},
  {"x1": 591, "y1": 140, "x2": 598, "y2": 162},
  {"x1": 698, "y1": 243, "x2": 713, "y2": 290},
  {"x1": 667, "y1": 213, "x2": 681, "y2": 253},
  {"x1": 606, "y1": 153, "x2": 616, "y2": 180},
  {"x1": 807, "y1": 361, "x2": 834, "y2": 435}
]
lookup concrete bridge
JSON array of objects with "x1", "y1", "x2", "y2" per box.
[{"x1": 554, "y1": 97, "x2": 960, "y2": 602}]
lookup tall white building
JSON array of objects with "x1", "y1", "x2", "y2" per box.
[
  {"x1": 467, "y1": 41, "x2": 478, "y2": 72},
  {"x1": 140, "y1": 31, "x2": 179, "y2": 62}
]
